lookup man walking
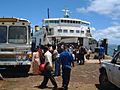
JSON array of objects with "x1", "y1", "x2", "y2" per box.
[
  {"x1": 98, "y1": 45, "x2": 105, "y2": 63},
  {"x1": 38, "y1": 45, "x2": 57, "y2": 89},
  {"x1": 59, "y1": 45, "x2": 74, "y2": 90}
]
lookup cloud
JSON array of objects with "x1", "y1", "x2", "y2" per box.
[
  {"x1": 76, "y1": 0, "x2": 120, "y2": 44},
  {"x1": 92, "y1": 25, "x2": 120, "y2": 45},
  {"x1": 76, "y1": 8, "x2": 88, "y2": 13},
  {"x1": 112, "y1": 21, "x2": 120, "y2": 26},
  {"x1": 76, "y1": 0, "x2": 120, "y2": 19}
]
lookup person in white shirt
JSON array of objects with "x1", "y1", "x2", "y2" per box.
[{"x1": 38, "y1": 45, "x2": 57, "y2": 89}]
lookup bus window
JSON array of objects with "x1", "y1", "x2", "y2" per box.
[
  {"x1": 0, "y1": 26, "x2": 7, "y2": 43},
  {"x1": 8, "y1": 26, "x2": 27, "y2": 43}
]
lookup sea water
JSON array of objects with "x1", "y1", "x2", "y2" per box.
[{"x1": 108, "y1": 44, "x2": 118, "y2": 56}]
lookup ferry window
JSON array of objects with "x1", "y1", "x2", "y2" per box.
[
  {"x1": 70, "y1": 30, "x2": 74, "y2": 33},
  {"x1": 49, "y1": 20, "x2": 54, "y2": 23},
  {"x1": 87, "y1": 30, "x2": 90, "y2": 33},
  {"x1": 0, "y1": 26, "x2": 7, "y2": 43},
  {"x1": 47, "y1": 28, "x2": 54, "y2": 35},
  {"x1": 58, "y1": 29, "x2": 62, "y2": 33},
  {"x1": 67, "y1": 20, "x2": 69, "y2": 23},
  {"x1": 55, "y1": 20, "x2": 59, "y2": 23},
  {"x1": 61, "y1": 20, "x2": 64, "y2": 23},
  {"x1": 53, "y1": 21, "x2": 55, "y2": 23},
  {"x1": 8, "y1": 26, "x2": 27, "y2": 44},
  {"x1": 55, "y1": 20, "x2": 56, "y2": 23},
  {"x1": 87, "y1": 27, "x2": 90, "y2": 33},
  {"x1": 63, "y1": 29, "x2": 68, "y2": 33},
  {"x1": 73, "y1": 21, "x2": 75, "y2": 23},
  {"x1": 81, "y1": 30, "x2": 84, "y2": 34},
  {"x1": 51, "y1": 28, "x2": 54, "y2": 34},
  {"x1": 82, "y1": 22, "x2": 86, "y2": 24},
  {"x1": 64, "y1": 20, "x2": 67, "y2": 23},
  {"x1": 76, "y1": 30, "x2": 80, "y2": 33},
  {"x1": 49, "y1": 20, "x2": 51, "y2": 23},
  {"x1": 45, "y1": 20, "x2": 48, "y2": 23}
]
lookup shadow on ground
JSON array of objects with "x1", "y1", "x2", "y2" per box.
[
  {"x1": 1, "y1": 72, "x2": 29, "y2": 78},
  {"x1": 34, "y1": 85, "x2": 65, "y2": 90},
  {"x1": 95, "y1": 84, "x2": 120, "y2": 90}
]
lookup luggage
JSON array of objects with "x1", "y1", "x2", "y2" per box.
[{"x1": 39, "y1": 64, "x2": 45, "y2": 72}]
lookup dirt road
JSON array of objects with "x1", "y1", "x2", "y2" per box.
[{"x1": 0, "y1": 60, "x2": 119, "y2": 90}]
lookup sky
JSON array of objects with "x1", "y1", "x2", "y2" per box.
[{"x1": 0, "y1": 0, "x2": 120, "y2": 45}]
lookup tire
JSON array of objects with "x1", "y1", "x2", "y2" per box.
[{"x1": 99, "y1": 71, "x2": 110, "y2": 89}]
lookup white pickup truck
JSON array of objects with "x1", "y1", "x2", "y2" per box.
[{"x1": 99, "y1": 51, "x2": 120, "y2": 89}]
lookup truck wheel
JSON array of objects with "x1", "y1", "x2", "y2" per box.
[{"x1": 99, "y1": 72, "x2": 110, "y2": 89}]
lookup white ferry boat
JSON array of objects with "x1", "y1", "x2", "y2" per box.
[{"x1": 37, "y1": 9, "x2": 97, "y2": 50}]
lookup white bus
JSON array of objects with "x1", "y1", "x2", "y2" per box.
[{"x1": 0, "y1": 18, "x2": 32, "y2": 76}]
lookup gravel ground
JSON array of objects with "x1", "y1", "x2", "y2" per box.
[{"x1": 0, "y1": 59, "x2": 119, "y2": 90}]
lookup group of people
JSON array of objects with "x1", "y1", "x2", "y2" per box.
[
  {"x1": 75, "y1": 45, "x2": 87, "y2": 65},
  {"x1": 31, "y1": 43, "x2": 105, "y2": 90},
  {"x1": 32, "y1": 44, "x2": 74, "y2": 90}
]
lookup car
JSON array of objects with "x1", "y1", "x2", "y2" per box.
[{"x1": 99, "y1": 50, "x2": 120, "y2": 89}]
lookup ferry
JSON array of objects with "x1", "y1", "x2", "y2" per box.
[{"x1": 42, "y1": 9, "x2": 97, "y2": 50}]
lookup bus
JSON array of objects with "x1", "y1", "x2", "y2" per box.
[{"x1": 0, "y1": 18, "x2": 32, "y2": 76}]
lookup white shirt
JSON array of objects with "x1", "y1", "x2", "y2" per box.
[
  {"x1": 53, "y1": 49, "x2": 59, "y2": 59},
  {"x1": 44, "y1": 50, "x2": 52, "y2": 67}
]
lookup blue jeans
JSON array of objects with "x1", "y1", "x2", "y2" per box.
[{"x1": 54, "y1": 58, "x2": 60, "y2": 76}]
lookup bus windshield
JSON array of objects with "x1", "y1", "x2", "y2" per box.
[
  {"x1": 0, "y1": 26, "x2": 7, "y2": 43},
  {"x1": 8, "y1": 26, "x2": 27, "y2": 44}
]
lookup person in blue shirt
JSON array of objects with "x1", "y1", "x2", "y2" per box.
[
  {"x1": 59, "y1": 45, "x2": 74, "y2": 90},
  {"x1": 98, "y1": 45, "x2": 105, "y2": 63}
]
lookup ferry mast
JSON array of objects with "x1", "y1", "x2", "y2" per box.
[{"x1": 62, "y1": 8, "x2": 70, "y2": 18}]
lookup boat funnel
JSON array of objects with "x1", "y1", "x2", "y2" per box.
[{"x1": 35, "y1": 25, "x2": 40, "y2": 32}]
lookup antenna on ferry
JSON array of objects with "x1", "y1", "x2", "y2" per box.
[
  {"x1": 62, "y1": 8, "x2": 70, "y2": 18},
  {"x1": 47, "y1": 8, "x2": 50, "y2": 18}
]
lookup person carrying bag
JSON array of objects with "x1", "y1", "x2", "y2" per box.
[{"x1": 38, "y1": 45, "x2": 57, "y2": 89}]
